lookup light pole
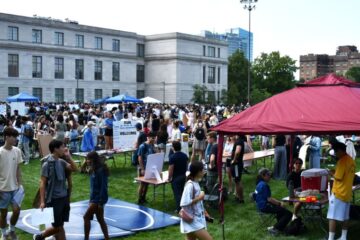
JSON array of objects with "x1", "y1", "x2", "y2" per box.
[
  {"x1": 76, "y1": 72, "x2": 79, "y2": 102},
  {"x1": 240, "y1": 0, "x2": 257, "y2": 105}
]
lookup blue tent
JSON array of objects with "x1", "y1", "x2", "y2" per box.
[
  {"x1": 6, "y1": 92, "x2": 39, "y2": 102},
  {"x1": 105, "y1": 94, "x2": 143, "y2": 103},
  {"x1": 91, "y1": 96, "x2": 110, "y2": 104}
]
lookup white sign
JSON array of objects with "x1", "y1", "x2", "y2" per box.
[
  {"x1": 113, "y1": 120, "x2": 138, "y2": 149},
  {"x1": 106, "y1": 104, "x2": 118, "y2": 112},
  {"x1": 144, "y1": 153, "x2": 165, "y2": 180},
  {"x1": 10, "y1": 102, "x2": 26, "y2": 116},
  {"x1": 69, "y1": 104, "x2": 79, "y2": 110},
  {"x1": 0, "y1": 104, "x2": 6, "y2": 116}
]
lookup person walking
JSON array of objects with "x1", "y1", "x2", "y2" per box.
[
  {"x1": 0, "y1": 127, "x2": 23, "y2": 240},
  {"x1": 180, "y1": 161, "x2": 213, "y2": 240},
  {"x1": 33, "y1": 140, "x2": 77, "y2": 240},
  {"x1": 83, "y1": 151, "x2": 109, "y2": 240},
  {"x1": 273, "y1": 135, "x2": 287, "y2": 180}
]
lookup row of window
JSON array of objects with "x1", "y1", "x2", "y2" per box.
[
  {"x1": 203, "y1": 45, "x2": 221, "y2": 58},
  {"x1": 8, "y1": 87, "x2": 125, "y2": 103},
  {"x1": 202, "y1": 66, "x2": 221, "y2": 84},
  {"x1": 7, "y1": 54, "x2": 145, "y2": 82},
  {"x1": 7, "y1": 26, "x2": 145, "y2": 57}
]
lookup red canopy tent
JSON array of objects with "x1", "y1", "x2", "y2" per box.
[{"x1": 211, "y1": 74, "x2": 360, "y2": 236}]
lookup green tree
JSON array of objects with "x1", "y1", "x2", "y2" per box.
[
  {"x1": 191, "y1": 84, "x2": 207, "y2": 104},
  {"x1": 227, "y1": 50, "x2": 250, "y2": 105},
  {"x1": 250, "y1": 88, "x2": 272, "y2": 105},
  {"x1": 252, "y1": 52, "x2": 297, "y2": 100},
  {"x1": 345, "y1": 66, "x2": 360, "y2": 83}
]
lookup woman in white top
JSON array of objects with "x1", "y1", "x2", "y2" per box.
[
  {"x1": 171, "y1": 120, "x2": 181, "y2": 142},
  {"x1": 180, "y1": 161, "x2": 213, "y2": 240},
  {"x1": 223, "y1": 136, "x2": 235, "y2": 194}
]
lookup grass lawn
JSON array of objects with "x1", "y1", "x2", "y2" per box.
[{"x1": 14, "y1": 147, "x2": 360, "y2": 240}]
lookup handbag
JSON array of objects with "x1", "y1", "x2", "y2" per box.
[{"x1": 179, "y1": 182, "x2": 196, "y2": 223}]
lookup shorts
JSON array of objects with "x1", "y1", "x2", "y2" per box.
[
  {"x1": 327, "y1": 194, "x2": 350, "y2": 221},
  {"x1": 104, "y1": 128, "x2": 113, "y2": 137},
  {"x1": 0, "y1": 190, "x2": 17, "y2": 209},
  {"x1": 46, "y1": 196, "x2": 70, "y2": 227},
  {"x1": 225, "y1": 158, "x2": 232, "y2": 168},
  {"x1": 231, "y1": 163, "x2": 243, "y2": 183}
]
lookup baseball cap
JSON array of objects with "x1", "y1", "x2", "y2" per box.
[{"x1": 258, "y1": 167, "x2": 271, "y2": 176}]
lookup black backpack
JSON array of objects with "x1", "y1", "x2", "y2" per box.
[
  {"x1": 284, "y1": 217, "x2": 306, "y2": 236},
  {"x1": 194, "y1": 127, "x2": 205, "y2": 140}
]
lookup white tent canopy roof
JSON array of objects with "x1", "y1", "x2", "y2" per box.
[{"x1": 140, "y1": 96, "x2": 162, "y2": 103}]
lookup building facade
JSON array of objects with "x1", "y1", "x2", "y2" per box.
[
  {"x1": 201, "y1": 27, "x2": 253, "y2": 61},
  {"x1": 0, "y1": 13, "x2": 228, "y2": 104},
  {"x1": 300, "y1": 45, "x2": 360, "y2": 81}
]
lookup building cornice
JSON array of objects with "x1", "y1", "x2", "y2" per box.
[
  {"x1": 145, "y1": 32, "x2": 228, "y2": 46},
  {"x1": 145, "y1": 54, "x2": 228, "y2": 64}
]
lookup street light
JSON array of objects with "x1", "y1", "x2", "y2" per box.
[{"x1": 240, "y1": 0, "x2": 257, "y2": 105}]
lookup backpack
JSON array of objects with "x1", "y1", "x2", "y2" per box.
[
  {"x1": 131, "y1": 143, "x2": 148, "y2": 166},
  {"x1": 194, "y1": 127, "x2": 205, "y2": 140},
  {"x1": 24, "y1": 125, "x2": 34, "y2": 138},
  {"x1": 284, "y1": 217, "x2": 306, "y2": 236}
]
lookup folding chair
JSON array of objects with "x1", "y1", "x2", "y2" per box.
[
  {"x1": 249, "y1": 192, "x2": 276, "y2": 231},
  {"x1": 204, "y1": 182, "x2": 220, "y2": 209}
]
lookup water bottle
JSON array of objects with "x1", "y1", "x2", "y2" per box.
[{"x1": 289, "y1": 180, "x2": 295, "y2": 198}]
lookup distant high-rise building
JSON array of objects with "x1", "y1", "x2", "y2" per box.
[
  {"x1": 300, "y1": 45, "x2": 360, "y2": 81},
  {"x1": 201, "y1": 27, "x2": 253, "y2": 61}
]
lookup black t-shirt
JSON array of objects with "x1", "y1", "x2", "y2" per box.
[
  {"x1": 208, "y1": 143, "x2": 218, "y2": 172},
  {"x1": 137, "y1": 131, "x2": 147, "y2": 148},
  {"x1": 286, "y1": 170, "x2": 302, "y2": 189},
  {"x1": 275, "y1": 135, "x2": 286, "y2": 146},
  {"x1": 231, "y1": 138, "x2": 245, "y2": 165},
  {"x1": 169, "y1": 151, "x2": 188, "y2": 178},
  {"x1": 151, "y1": 119, "x2": 160, "y2": 132}
]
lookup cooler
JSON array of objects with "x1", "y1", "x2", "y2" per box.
[{"x1": 301, "y1": 168, "x2": 328, "y2": 192}]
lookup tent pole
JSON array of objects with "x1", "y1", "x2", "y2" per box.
[
  {"x1": 289, "y1": 135, "x2": 294, "y2": 172},
  {"x1": 216, "y1": 133, "x2": 225, "y2": 240}
]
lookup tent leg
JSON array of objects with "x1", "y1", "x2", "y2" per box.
[{"x1": 289, "y1": 135, "x2": 294, "y2": 172}]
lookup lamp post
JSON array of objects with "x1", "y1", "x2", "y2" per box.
[
  {"x1": 76, "y1": 72, "x2": 79, "y2": 102},
  {"x1": 240, "y1": 0, "x2": 257, "y2": 105}
]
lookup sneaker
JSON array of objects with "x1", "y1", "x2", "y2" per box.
[
  {"x1": 7, "y1": 231, "x2": 17, "y2": 240},
  {"x1": 23, "y1": 161, "x2": 29, "y2": 165},
  {"x1": 267, "y1": 226, "x2": 279, "y2": 235}
]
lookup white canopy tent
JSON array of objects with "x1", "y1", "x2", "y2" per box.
[{"x1": 140, "y1": 96, "x2": 162, "y2": 103}]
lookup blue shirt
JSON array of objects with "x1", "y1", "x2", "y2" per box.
[
  {"x1": 105, "y1": 118, "x2": 114, "y2": 128},
  {"x1": 138, "y1": 143, "x2": 155, "y2": 167},
  {"x1": 20, "y1": 124, "x2": 32, "y2": 143},
  {"x1": 90, "y1": 167, "x2": 108, "y2": 204},
  {"x1": 255, "y1": 180, "x2": 271, "y2": 211},
  {"x1": 81, "y1": 128, "x2": 95, "y2": 152}
]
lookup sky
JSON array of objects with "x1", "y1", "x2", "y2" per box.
[{"x1": 2, "y1": 0, "x2": 360, "y2": 78}]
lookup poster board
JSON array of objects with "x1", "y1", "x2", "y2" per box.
[
  {"x1": 10, "y1": 102, "x2": 26, "y2": 116},
  {"x1": 113, "y1": 120, "x2": 137, "y2": 149},
  {"x1": 37, "y1": 134, "x2": 53, "y2": 157},
  {"x1": 144, "y1": 153, "x2": 165, "y2": 180},
  {"x1": 0, "y1": 104, "x2": 6, "y2": 116}
]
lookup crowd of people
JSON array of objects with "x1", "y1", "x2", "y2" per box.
[{"x1": 0, "y1": 101, "x2": 359, "y2": 239}]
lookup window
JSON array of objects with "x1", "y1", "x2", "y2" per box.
[
  {"x1": 203, "y1": 45, "x2": 206, "y2": 56},
  {"x1": 94, "y1": 89, "x2": 102, "y2": 99},
  {"x1": 137, "y1": 90, "x2": 145, "y2": 99},
  {"x1": 208, "y1": 66, "x2": 215, "y2": 83},
  {"x1": 112, "y1": 89, "x2": 120, "y2": 97},
  {"x1": 75, "y1": 59, "x2": 84, "y2": 80},
  {"x1": 217, "y1": 67, "x2": 221, "y2": 84},
  {"x1": 55, "y1": 88, "x2": 64, "y2": 103},
  {"x1": 8, "y1": 26, "x2": 18, "y2": 41},
  {"x1": 112, "y1": 62, "x2": 120, "y2": 81},
  {"x1": 33, "y1": 88, "x2": 42, "y2": 101},
  {"x1": 137, "y1": 44, "x2": 145, "y2": 57},
  {"x1": 95, "y1": 37, "x2": 102, "y2": 50},
  {"x1": 208, "y1": 46, "x2": 215, "y2": 57},
  {"x1": 218, "y1": 48, "x2": 220, "y2": 58},
  {"x1": 76, "y1": 34, "x2": 84, "y2": 48},
  {"x1": 8, "y1": 87, "x2": 19, "y2": 96},
  {"x1": 32, "y1": 29, "x2": 42, "y2": 43},
  {"x1": 8, "y1": 54, "x2": 19, "y2": 77},
  {"x1": 94, "y1": 60, "x2": 102, "y2": 80},
  {"x1": 112, "y1": 39, "x2": 120, "y2": 52},
  {"x1": 136, "y1": 65, "x2": 145, "y2": 82},
  {"x1": 55, "y1": 57, "x2": 64, "y2": 79},
  {"x1": 76, "y1": 88, "x2": 84, "y2": 102},
  {"x1": 203, "y1": 66, "x2": 206, "y2": 83},
  {"x1": 54, "y1": 32, "x2": 64, "y2": 46},
  {"x1": 32, "y1": 56, "x2": 42, "y2": 78}
]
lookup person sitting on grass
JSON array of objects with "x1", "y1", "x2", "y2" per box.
[
  {"x1": 255, "y1": 168, "x2": 292, "y2": 235},
  {"x1": 286, "y1": 158, "x2": 303, "y2": 220}
]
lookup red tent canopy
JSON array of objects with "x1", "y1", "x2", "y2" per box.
[{"x1": 212, "y1": 74, "x2": 360, "y2": 135}]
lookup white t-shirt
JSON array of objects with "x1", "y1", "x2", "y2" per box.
[{"x1": 0, "y1": 146, "x2": 23, "y2": 191}]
